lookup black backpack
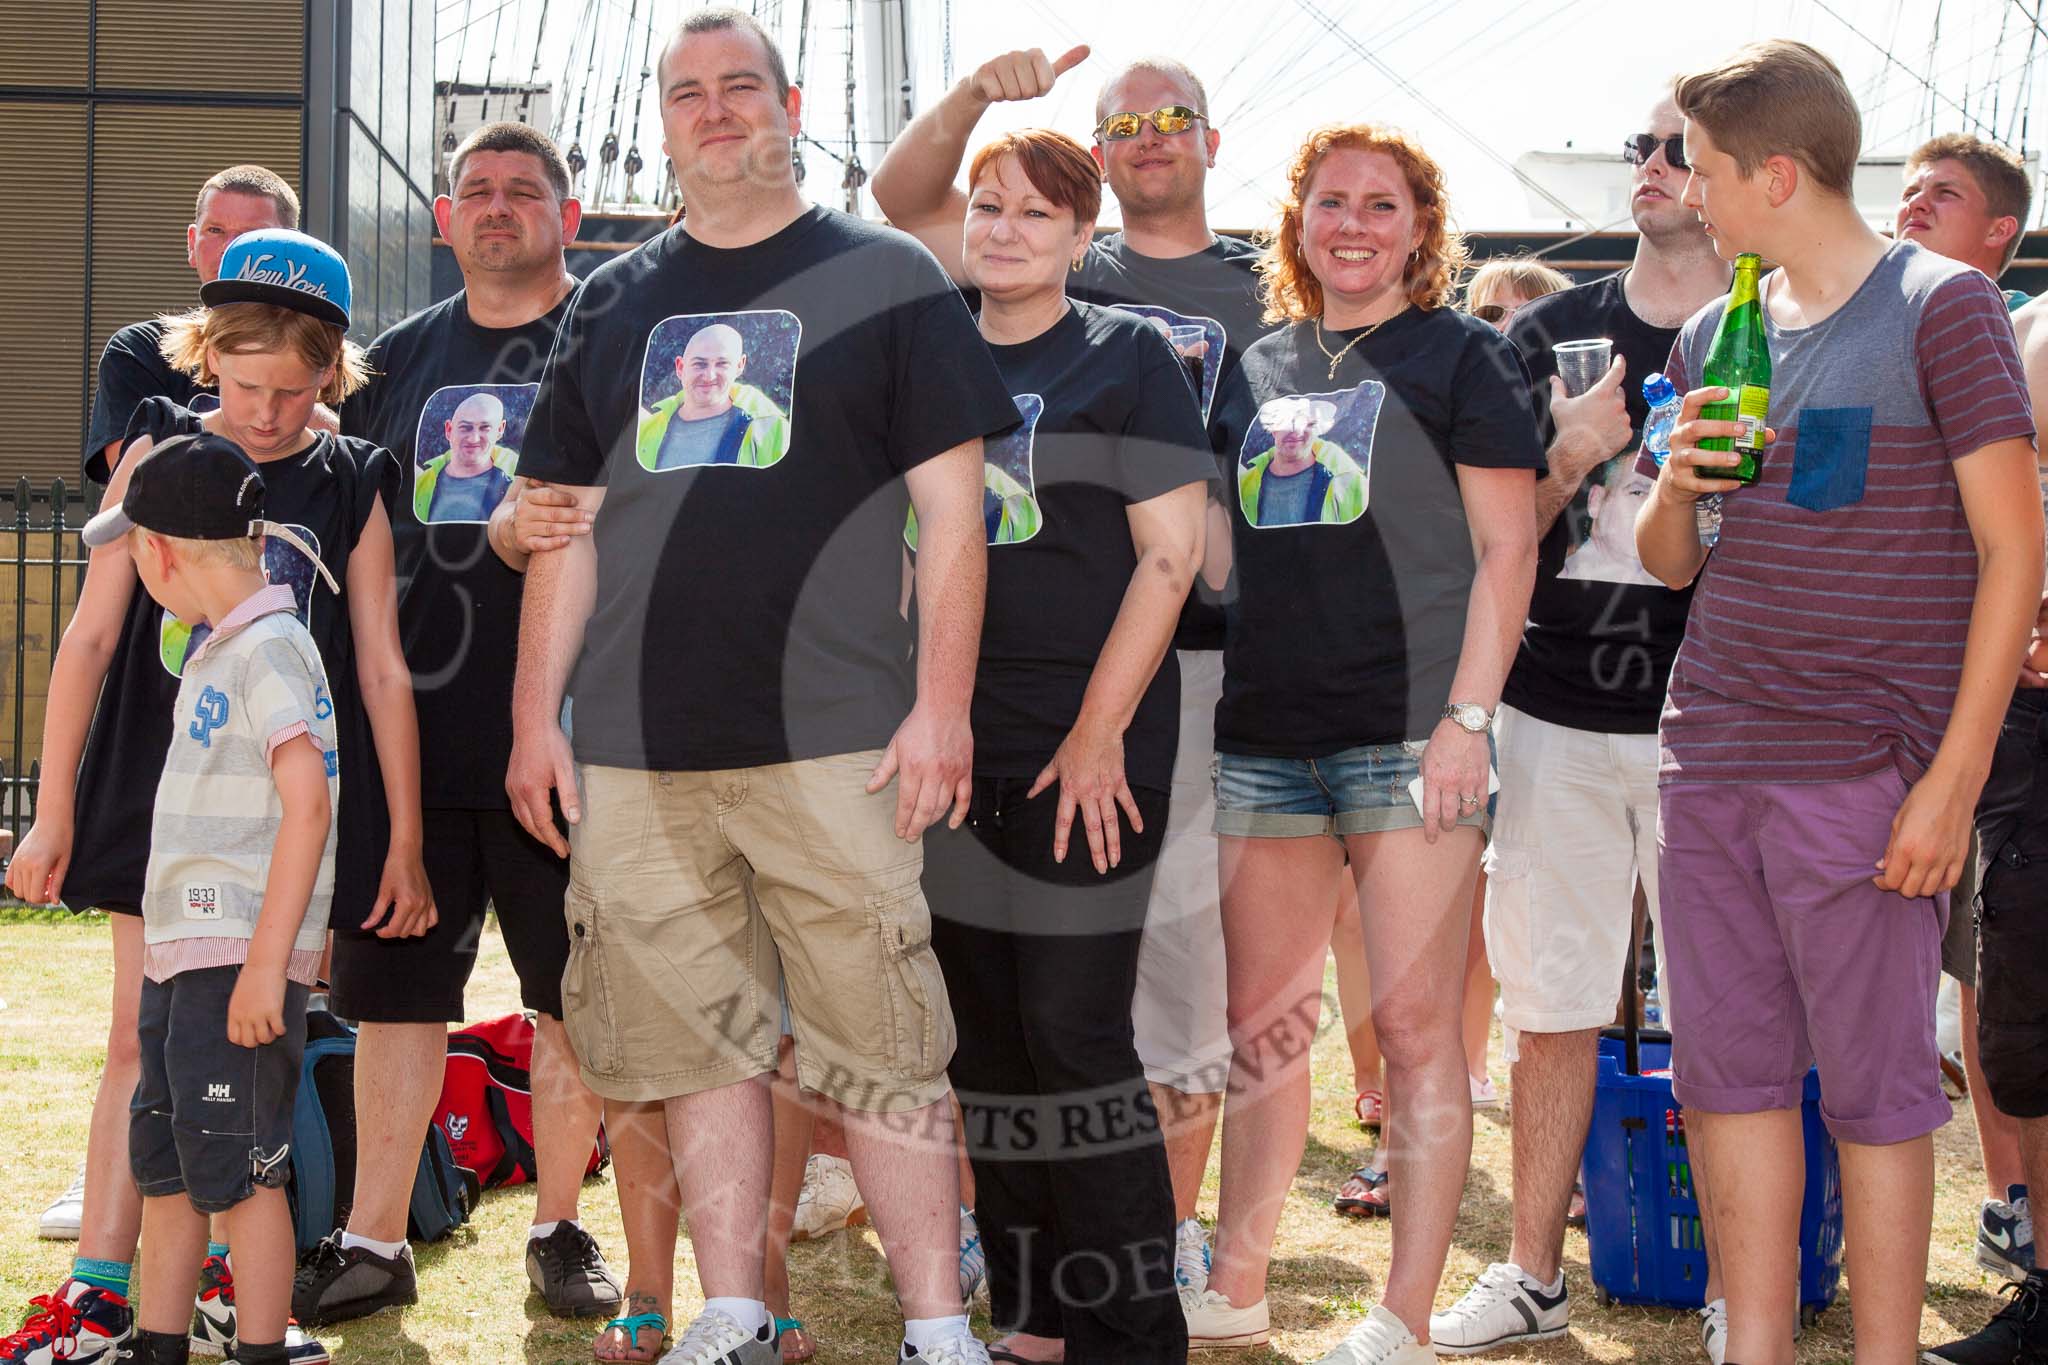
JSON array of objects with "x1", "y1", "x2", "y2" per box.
[{"x1": 286, "y1": 1010, "x2": 479, "y2": 1254}]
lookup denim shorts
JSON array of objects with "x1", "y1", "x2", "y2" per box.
[
  {"x1": 1213, "y1": 740, "x2": 1494, "y2": 839},
  {"x1": 131, "y1": 965, "x2": 309, "y2": 1214}
]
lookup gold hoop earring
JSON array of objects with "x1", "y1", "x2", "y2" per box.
[{"x1": 1071, "y1": 256, "x2": 1085, "y2": 273}]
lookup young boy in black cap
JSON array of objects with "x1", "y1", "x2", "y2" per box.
[
  {"x1": 79, "y1": 434, "x2": 341, "y2": 1365},
  {"x1": 4, "y1": 227, "x2": 412, "y2": 1365}
]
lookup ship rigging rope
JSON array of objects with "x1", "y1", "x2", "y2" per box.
[
  {"x1": 1286, "y1": 0, "x2": 1598, "y2": 225},
  {"x1": 1809, "y1": 0, "x2": 2005, "y2": 141}
]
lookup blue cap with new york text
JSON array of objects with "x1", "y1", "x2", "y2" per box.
[{"x1": 201, "y1": 228, "x2": 351, "y2": 329}]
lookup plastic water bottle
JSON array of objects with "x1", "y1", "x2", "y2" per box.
[
  {"x1": 1643, "y1": 372, "x2": 1723, "y2": 550},
  {"x1": 1642, "y1": 373, "x2": 1681, "y2": 466}
]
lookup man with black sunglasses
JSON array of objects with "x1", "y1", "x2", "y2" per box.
[
  {"x1": 1427, "y1": 88, "x2": 1736, "y2": 1361},
  {"x1": 874, "y1": 44, "x2": 1273, "y2": 1330}
]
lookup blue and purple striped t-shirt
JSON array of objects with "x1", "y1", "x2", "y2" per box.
[{"x1": 1644, "y1": 241, "x2": 2036, "y2": 785}]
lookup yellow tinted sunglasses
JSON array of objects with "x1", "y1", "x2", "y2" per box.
[{"x1": 1095, "y1": 105, "x2": 1205, "y2": 141}]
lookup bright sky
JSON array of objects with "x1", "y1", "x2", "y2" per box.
[{"x1": 439, "y1": 0, "x2": 2048, "y2": 229}]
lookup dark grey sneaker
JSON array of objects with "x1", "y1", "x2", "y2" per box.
[
  {"x1": 524, "y1": 1222, "x2": 623, "y2": 1319},
  {"x1": 1921, "y1": 1273, "x2": 2046, "y2": 1365},
  {"x1": 289, "y1": 1234, "x2": 418, "y2": 1327}
]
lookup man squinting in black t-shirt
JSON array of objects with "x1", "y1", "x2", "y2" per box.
[
  {"x1": 304, "y1": 123, "x2": 623, "y2": 1333},
  {"x1": 508, "y1": 14, "x2": 1018, "y2": 1365}
]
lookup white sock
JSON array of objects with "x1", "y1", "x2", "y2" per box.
[
  {"x1": 1516, "y1": 1264, "x2": 1564, "y2": 1295},
  {"x1": 902, "y1": 1314, "x2": 969, "y2": 1353},
  {"x1": 528, "y1": 1219, "x2": 581, "y2": 1241},
  {"x1": 339, "y1": 1231, "x2": 406, "y2": 1260},
  {"x1": 704, "y1": 1297, "x2": 770, "y2": 1335}
]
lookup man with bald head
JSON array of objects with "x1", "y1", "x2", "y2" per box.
[
  {"x1": 414, "y1": 391, "x2": 518, "y2": 522},
  {"x1": 635, "y1": 319, "x2": 792, "y2": 470}
]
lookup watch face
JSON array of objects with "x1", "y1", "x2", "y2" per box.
[{"x1": 1448, "y1": 704, "x2": 1488, "y2": 731}]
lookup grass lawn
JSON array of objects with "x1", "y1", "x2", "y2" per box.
[{"x1": 0, "y1": 908, "x2": 2016, "y2": 1363}]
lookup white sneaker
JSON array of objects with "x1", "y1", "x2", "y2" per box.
[
  {"x1": 1315, "y1": 1304, "x2": 1436, "y2": 1365},
  {"x1": 1181, "y1": 1286, "x2": 1269, "y2": 1349},
  {"x1": 900, "y1": 1328, "x2": 993, "y2": 1363},
  {"x1": 37, "y1": 1167, "x2": 86, "y2": 1241},
  {"x1": 1174, "y1": 1218, "x2": 1212, "y2": 1296},
  {"x1": 656, "y1": 1309, "x2": 778, "y2": 1364},
  {"x1": 1697, "y1": 1299, "x2": 1727, "y2": 1365},
  {"x1": 791, "y1": 1154, "x2": 866, "y2": 1241},
  {"x1": 1428, "y1": 1263, "x2": 1568, "y2": 1355},
  {"x1": 1469, "y1": 1076, "x2": 1502, "y2": 1108}
]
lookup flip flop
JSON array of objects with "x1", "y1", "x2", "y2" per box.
[
  {"x1": 1334, "y1": 1164, "x2": 1390, "y2": 1218},
  {"x1": 1354, "y1": 1089, "x2": 1385, "y2": 1130},
  {"x1": 775, "y1": 1316, "x2": 817, "y2": 1363},
  {"x1": 593, "y1": 1310, "x2": 668, "y2": 1363}
]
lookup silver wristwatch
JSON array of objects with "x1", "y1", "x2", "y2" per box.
[{"x1": 1442, "y1": 702, "x2": 1491, "y2": 734}]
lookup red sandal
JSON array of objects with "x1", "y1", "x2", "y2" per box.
[{"x1": 1354, "y1": 1089, "x2": 1385, "y2": 1130}]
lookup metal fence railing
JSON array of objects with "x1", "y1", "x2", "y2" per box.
[{"x1": 3, "y1": 478, "x2": 92, "y2": 881}]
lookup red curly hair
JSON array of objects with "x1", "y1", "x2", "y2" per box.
[{"x1": 1256, "y1": 123, "x2": 1468, "y2": 325}]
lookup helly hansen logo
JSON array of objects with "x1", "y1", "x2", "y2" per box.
[
  {"x1": 189, "y1": 686, "x2": 230, "y2": 747},
  {"x1": 233, "y1": 253, "x2": 333, "y2": 301},
  {"x1": 445, "y1": 1113, "x2": 469, "y2": 1142},
  {"x1": 205, "y1": 1082, "x2": 233, "y2": 1103}
]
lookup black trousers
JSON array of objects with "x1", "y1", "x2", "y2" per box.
[
  {"x1": 924, "y1": 776, "x2": 1186, "y2": 1365},
  {"x1": 1974, "y1": 690, "x2": 2048, "y2": 1118}
]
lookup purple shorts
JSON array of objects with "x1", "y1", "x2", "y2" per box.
[{"x1": 1658, "y1": 766, "x2": 1952, "y2": 1145}]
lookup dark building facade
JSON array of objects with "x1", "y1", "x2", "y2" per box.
[{"x1": 0, "y1": 0, "x2": 433, "y2": 491}]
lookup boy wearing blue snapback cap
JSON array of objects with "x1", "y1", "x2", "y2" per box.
[
  {"x1": 6, "y1": 228, "x2": 419, "y2": 1365},
  {"x1": 77, "y1": 432, "x2": 341, "y2": 1365}
]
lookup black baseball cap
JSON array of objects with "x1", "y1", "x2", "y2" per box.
[{"x1": 81, "y1": 432, "x2": 267, "y2": 547}]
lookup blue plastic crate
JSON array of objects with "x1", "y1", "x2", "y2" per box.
[{"x1": 1581, "y1": 1032, "x2": 1843, "y2": 1323}]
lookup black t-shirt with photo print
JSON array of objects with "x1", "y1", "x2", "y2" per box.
[
  {"x1": 342, "y1": 291, "x2": 567, "y2": 808},
  {"x1": 84, "y1": 321, "x2": 216, "y2": 482},
  {"x1": 67, "y1": 399, "x2": 397, "y2": 922},
  {"x1": 1217, "y1": 307, "x2": 1548, "y2": 757},
  {"x1": 519, "y1": 207, "x2": 1019, "y2": 772},
  {"x1": 1500, "y1": 272, "x2": 1695, "y2": 735},
  {"x1": 1073, "y1": 232, "x2": 1273, "y2": 650},
  {"x1": 972, "y1": 301, "x2": 1217, "y2": 793}
]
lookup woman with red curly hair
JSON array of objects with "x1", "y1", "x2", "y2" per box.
[{"x1": 1182, "y1": 126, "x2": 1543, "y2": 1365}]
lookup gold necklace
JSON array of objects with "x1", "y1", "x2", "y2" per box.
[{"x1": 1315, "y1": 308, "x2": 1404, "y2": 381}]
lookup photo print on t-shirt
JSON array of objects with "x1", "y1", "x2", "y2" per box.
[
  {"x1": 1110, "y1": 304, "x2": 1225, "y2": 423},
  {"x1": 411, "y1": 382, "x2": 536, "y2": 524},
  {"x1": 636, "y1": 309, "x2": 800, "y2": 473},
  {"x1": 159, "y1": 523, "x2": 321, "y2": 676},
  {"x1": 1558, "y1": 450, "x2": 1661, "y2": 586},
  {"x1": 1236, "y1": 384, "x2": 1383, "y2": 529},
  {"x1": 904, "y1": 392, "x2": 1044, "y2": 551}
]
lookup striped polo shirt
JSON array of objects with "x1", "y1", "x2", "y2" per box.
[
  {"x1": 1653, "y1": 241, "x2": 2036, "y2": 785},
  {"x1": 142, "y1": 583, "x2": 340, "y2": 984}
]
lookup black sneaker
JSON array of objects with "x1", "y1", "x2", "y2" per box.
[
  {"x1": 524, "y1": 1223, "x2": 624, "y2": 1319},
  {"x1": 290, "y1": 1234, "x2": 418, "y2": 1328},
  {"x1": 1921, "y1": 1273, "x2": 2046, "y2": 1365}
]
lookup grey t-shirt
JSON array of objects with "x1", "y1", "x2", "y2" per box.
[
  {"x1": 655, "y1": 406, "x2": 748, "y2": 469},
  {"x1": 1639, "y1": 240, "x2": 2037, "y2": 784},
  {"x1": 1258, "y1": 463, "x2": 1318, "y2": 526},
  {"x1": 428, "y1": 466, "x2": 510, "y2": 522}
]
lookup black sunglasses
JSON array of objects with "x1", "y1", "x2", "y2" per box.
[{"x1": 1623, "y1": 133, "x2": 1688, "y2": 171}]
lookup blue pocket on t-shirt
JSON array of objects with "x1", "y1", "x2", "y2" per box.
[{"x1": 1787, "y1": 406, "x2": 1873, "y2": 512}]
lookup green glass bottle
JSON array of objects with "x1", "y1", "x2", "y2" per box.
[{"x1": 1698, "y1": 252, "x2": 1770, "y2": 485}]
